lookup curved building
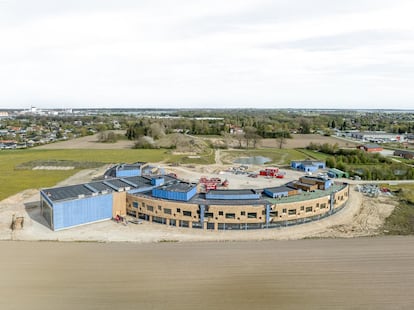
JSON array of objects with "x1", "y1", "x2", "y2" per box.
[{"x1": 40, "y1": 172, "x2": 349, "y2": 231}]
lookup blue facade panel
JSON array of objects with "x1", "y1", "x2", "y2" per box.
[
  {"x1": 303, "y1": 165, "x2": 318, "y2": 172},
  {"x1": 263, "y1": 189, "x2": 288, "y2": 198},
  {"x1": 151, "y1": 177, "x2": 164, "y2": 186},
  {"x1": 116, "y1": 169, "x2": 141, "y2": 177},
  {"x1": 152, "y1": 187, "x2": 197, "y2": 201},
  {"x1": 53, "y1": 194, "x2": 113, "y2": 230}
]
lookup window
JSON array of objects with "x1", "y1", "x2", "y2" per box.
[
  {"x1": 306, "y1": 207, "x2": 312, "y2": 212},
  {"x1": 225, "y1": 213, "x2": 235, "y2": 219},
  {"x1": 183, "y1": 210, "x2": 192, "y2": 217},
  {"x1": 205, "y1": 212, "x2": 214, "y2": 218},
  {"x1": 300, "y1": 206, "x2": 304, "y2": 211},
  {"x1": 177, "y1": 208, "x2": 181, "y2": 213},
  {"x1": 316, "y1": 203, "x2": 320, "y2": 208},
  {"x1": 158, "y1": 205, "x2": 162, "y2": 210},
  {"x1": 262, "y1": 210, "x2": 265, "y2": 215},
  {"x1": 164, "y1": 208, "x2": 172, "y2": 215},
  {"x1": 282, "y1": 208, "x2": 287, "y2": 214},
  {"x1": 270, "y1": 211, "x2": 278, "y2": 217},
  {"x1": 147, "y1": 205, "x2": 153, "y2": 212},
  {"x1": 288, "y1": 209, "x2": 296, "y2": 215},
  {"x1": 241, "y1": 211, "x2": 245, "y2": 216},
  {"x1": 247, "y1": 212, "x2": 257, "y2": 219},
  {"x1": 219, "y1": 211, "x2": 224, "y2": 216},
  {"x1": 320, "y1": 203, "x2": 327, "y2": 209},
  {"x1": 132, "y1": 202, "x2": 139, "y2": 208}
]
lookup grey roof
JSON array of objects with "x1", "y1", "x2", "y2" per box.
[
  {"x1": 265, "y1": 186, "x2": 296, "y2": 194},
  {"x1": 207, "y1": 189, "x2": 259, "y2": 196},
  {"x1": 157, "y1": 181, "x2": 197, "y2": 192},
  {"x1": 43, "y1": 184, "x2": 98, "y2": 202},
  {"x1": 361, "y1": 143, "x2": 382, "y2": 148},
  {"x1": 41, "y1": 175, "x2": 164, "y2": 202}
]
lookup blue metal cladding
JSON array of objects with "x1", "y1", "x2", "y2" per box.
[
  {"x1": 151, "y1": 177, "x2": 164, "y2": 186},
  {"x1": 303, "y1": 165, "x2": 319, "y2": 172},
  {"x1": 263, "y1": 189, "x2": 288, "y2": 198},
  {"x1": 152, "y1": 187, "x2": 197, "y2": 201},
  {"x1": 52, "y1": 194, "x2": 113, "y2": 230},
  {"x1": 116, "y1": 169, "x2": 141, "y2": 177}
]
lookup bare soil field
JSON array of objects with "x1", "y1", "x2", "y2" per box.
[
  {"x1": 36, "y1": 131, "x2": 134, "y2": 149},
  {"x1": 261, "y1": 134, "x2": 359, "y2": 149},
  {"x1": 1, "y1": 237, "x2": 414, "y2": 310}
]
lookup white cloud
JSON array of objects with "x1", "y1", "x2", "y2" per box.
[{"x1": 0, "y1": 0, "x2": 413, "y2": 109}]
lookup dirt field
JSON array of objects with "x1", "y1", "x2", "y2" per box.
[
  {"x1": 261, "y1": 134, "x2": 359, "y2": 149},
  {"x1": 36, "y1": 132, "x2": 357, "y2": 151},
  {"x1": 1, "y1": 237, "x2": 414, "y2": 310},
  {"x1": 36, "y1": 131, "x2": 135, "y2": 149}
]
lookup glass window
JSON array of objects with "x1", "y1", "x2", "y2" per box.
[{"x1": 247, "y1": 212, "x2": 257, "y2": 219}]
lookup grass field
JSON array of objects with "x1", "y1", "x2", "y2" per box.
[
  {"x1": 0, "y1": 149, "x2": 172, "y2": 201},
  {"x1": 295, "y1": 148, "x2": 330, "y2": 161},
  {"x1": 382, "y1": 184, "x2": 414, "y2": 235}
]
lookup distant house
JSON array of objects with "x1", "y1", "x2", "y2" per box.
[
  {"x1": 291, "y1": 160, "x2": 326, "y2": 172},
  {"x1": 394, "y1": 150, "x2": 414, "y2": 160},
  {"x1": 357, "y1": 144, "x2": 383, "y2": 152}
]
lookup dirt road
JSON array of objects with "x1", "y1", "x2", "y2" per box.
[{"x1": 1, "y1": 237, "x2": 413, "y2": 310}]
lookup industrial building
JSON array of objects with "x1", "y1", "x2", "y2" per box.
[
  {"x1": 290, "y1": 160, "x2": 326, "y2": 172},
  {"x1": 350, "y1": 131, "x2": 406, "y2": 143},
  {"x1": 40, "y1": 167, "x2": 349, "y2": 231},
  {"x1": 357, "y1": 144, "x2": 383, "y2": 152},
  {"x1": 327, "y1": 168, "x2": 349, "y2": 178},
  {"x1": 104, "y1": 162, "x2": 147, "y2": 178},
  {"x1": 394, "y1": 149, "x2": 414, "y2": 159}
]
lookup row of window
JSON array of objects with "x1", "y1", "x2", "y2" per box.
[{"x1": 130, "y1": 198, "x2": 338, "y2": 219}]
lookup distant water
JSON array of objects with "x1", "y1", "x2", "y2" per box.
[{"x1": 234, "y1": 156, "x2": 271, "y2": 165}]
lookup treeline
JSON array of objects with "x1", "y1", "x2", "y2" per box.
[{"x1": 307, "y1": 142, "x2": 414, "y2": 180}]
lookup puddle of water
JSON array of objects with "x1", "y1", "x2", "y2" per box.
[{"x1": 234, "y1": 156, "x2": 271, "y2": 165}]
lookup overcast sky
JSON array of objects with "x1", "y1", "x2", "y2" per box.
[{"x1": 1, "y1": 0, "x2": 414, "y2": 110}]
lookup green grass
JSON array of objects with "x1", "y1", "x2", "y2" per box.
[
  {"x1": 382, "y1": 184, "x2": 414, "y2": 235},
  {"x1": 296, "y1": 148, "x2": 330, "y2": 161},
  {"x1": 0, "y1": 148, "x2": 170, "y2": 201},
  {"x1": 221, "y1": 148, "x2": 305, "y2": 165}
]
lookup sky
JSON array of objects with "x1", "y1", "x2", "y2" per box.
[{"x1": 1, "y1": 0, "x2": 414, "y2": 110}]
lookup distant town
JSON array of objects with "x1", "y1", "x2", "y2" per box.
[{"x1": 1, "y1": 107, "x2": 414, "y2": 151}]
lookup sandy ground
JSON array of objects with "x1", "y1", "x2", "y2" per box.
[
  {"x1": 0, "y1": 160, "x2": 398, "y2": 242},
  {"x1": 36, "y1": 131, "x2": 135, "y2": 149},
  {"x1": 36, "y1": 132, "x2": 356, "y2": 150},
  {"x1": 1, "y1": 237, "x2": 414, "y2": 310},
  {"x1": 261, "y1": 134, "x2": 359, "y2": 149}
]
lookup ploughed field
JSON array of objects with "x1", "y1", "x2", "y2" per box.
[{"x1": 1, "y1": 237, "x2": 413, "y2": 310}]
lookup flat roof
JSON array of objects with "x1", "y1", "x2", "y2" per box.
[
  {"x1": 266, "y1": 184, "x2": 346, "y2": 204},
  {"x1": 300, "y1": 176, "x2": 328, "y2": 182},
  {"x1": 207, "y1": 189, "x2": 259, "y2": 196},
  {"x1": 42, "y1": 175, "x2": 162, "y2": 202},
  {"x1": 157, "y1": 181, "x2": 197, "y2": 193},
  {"x1": 265, "y1": 186, "x2": 296, "y2": 194}
]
